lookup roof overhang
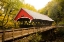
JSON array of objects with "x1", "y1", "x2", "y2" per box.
[{"x1": 14, "y1": 8, "x2": 54, "y2": 22}]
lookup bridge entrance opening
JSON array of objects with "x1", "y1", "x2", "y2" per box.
[
  {"x1": 17, "y1": 18, "x2": 53, "y2": 28},
  {"x1": 17, "y1": 18, "x2": 33, "y2": 28}
]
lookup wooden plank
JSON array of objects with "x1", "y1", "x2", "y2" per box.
[
  {"x1": 0, "y1": 33, "x2": 2, "y2": 42},
  {"x1": 0, "y1": 26, "x2": 56, "y2": 41},
  {"x1": 0, "y1": 30, "x2": 3, "y2": 33},
  {"x1": 0, "y1": 40, "x2": 2, "y2": 42}
]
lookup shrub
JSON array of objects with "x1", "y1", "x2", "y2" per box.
[
  {"x1": 29, "y1": 33, "x2": 42, "y2": 42},
  {"x1": 58, "y1": 21, "x2": 64, "y2": 26}
]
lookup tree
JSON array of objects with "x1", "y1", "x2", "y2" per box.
[
  {"x1": 0, "y1": 0, "x2": 24, "y2": 42},
  {"x1": 38, "y1": 7, "x2": 48, "y2": 15},
  {"x1": 38, "y1": 0, "x2": 64, "y2": 25},
  {"x1": 22, "y1": 3, "x2": 37, "y2": 12},
  {"x1": 0, "y1": 0, "x2": 23, "y2": 29}
]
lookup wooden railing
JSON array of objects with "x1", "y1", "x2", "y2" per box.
[{"x1": 0, "y1": 26, "x2": 56, "y2": 42}]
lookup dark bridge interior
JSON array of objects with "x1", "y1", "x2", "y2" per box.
[{"x1": 17, "y1": 18, "x2": 53, "y2": 28}]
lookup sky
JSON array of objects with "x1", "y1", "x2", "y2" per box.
[{"x1": 24, "y1": 0, "x2": 51, "y2": 10}]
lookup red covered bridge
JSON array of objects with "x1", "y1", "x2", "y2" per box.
[
  {"x1": 14, "y1": 8, "x2": 54, "y2": 28},
  {"x1": 0, "y1": 8, "x2": 55, "y2": 42}
]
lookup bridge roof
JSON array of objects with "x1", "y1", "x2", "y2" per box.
[{"x1": 14, "y1": 8, "x2": 54, "y2": 21}]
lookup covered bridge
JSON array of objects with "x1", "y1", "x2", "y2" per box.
[{"x1": 14, "y1": 8, "x2": 54, "y2": 28}]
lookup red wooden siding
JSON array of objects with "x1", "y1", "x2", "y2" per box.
[{"x1": 14, "y1": 9, "x2": 33, "y2": 21}]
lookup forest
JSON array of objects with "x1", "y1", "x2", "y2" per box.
[
  {"x1": 38, "y1": 0, "x2": 64, "y2": 26},
  {"x1": 0, "y1": 0, "x2": 64, "y2": 42}
]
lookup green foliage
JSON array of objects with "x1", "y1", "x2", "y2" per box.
[
  {"x1": 29, "y1": 33, "x2": 42, "y2": 42},
  {"x1": 58, "y1": 21, "x2": 64, "y2": 26},
  {"x1": 0, "y1": 0, "x2": 37, "y2": 29},
  {"x1": 38, "y1": 0, "x2": 64, "y2": 25},
  {"x1": 22, "y1": 3, "x2": 37, "y2": 12},
  {"x1": 0, "y1": 0, "x2": 23, "y2": 29},
  {"x1": 38, "y1": 7, "x2": 48, "y2": 15},
  {"x1": 55, "y1": 27, "x2": 64, "y2": 39}
]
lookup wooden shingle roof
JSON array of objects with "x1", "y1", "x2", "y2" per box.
[
  {"x1": 22, "y1": 8, "x2": 54, "y2": 21},
  {"x1": 14, "y1": 8, "x2": 54, "y2": 21}
]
